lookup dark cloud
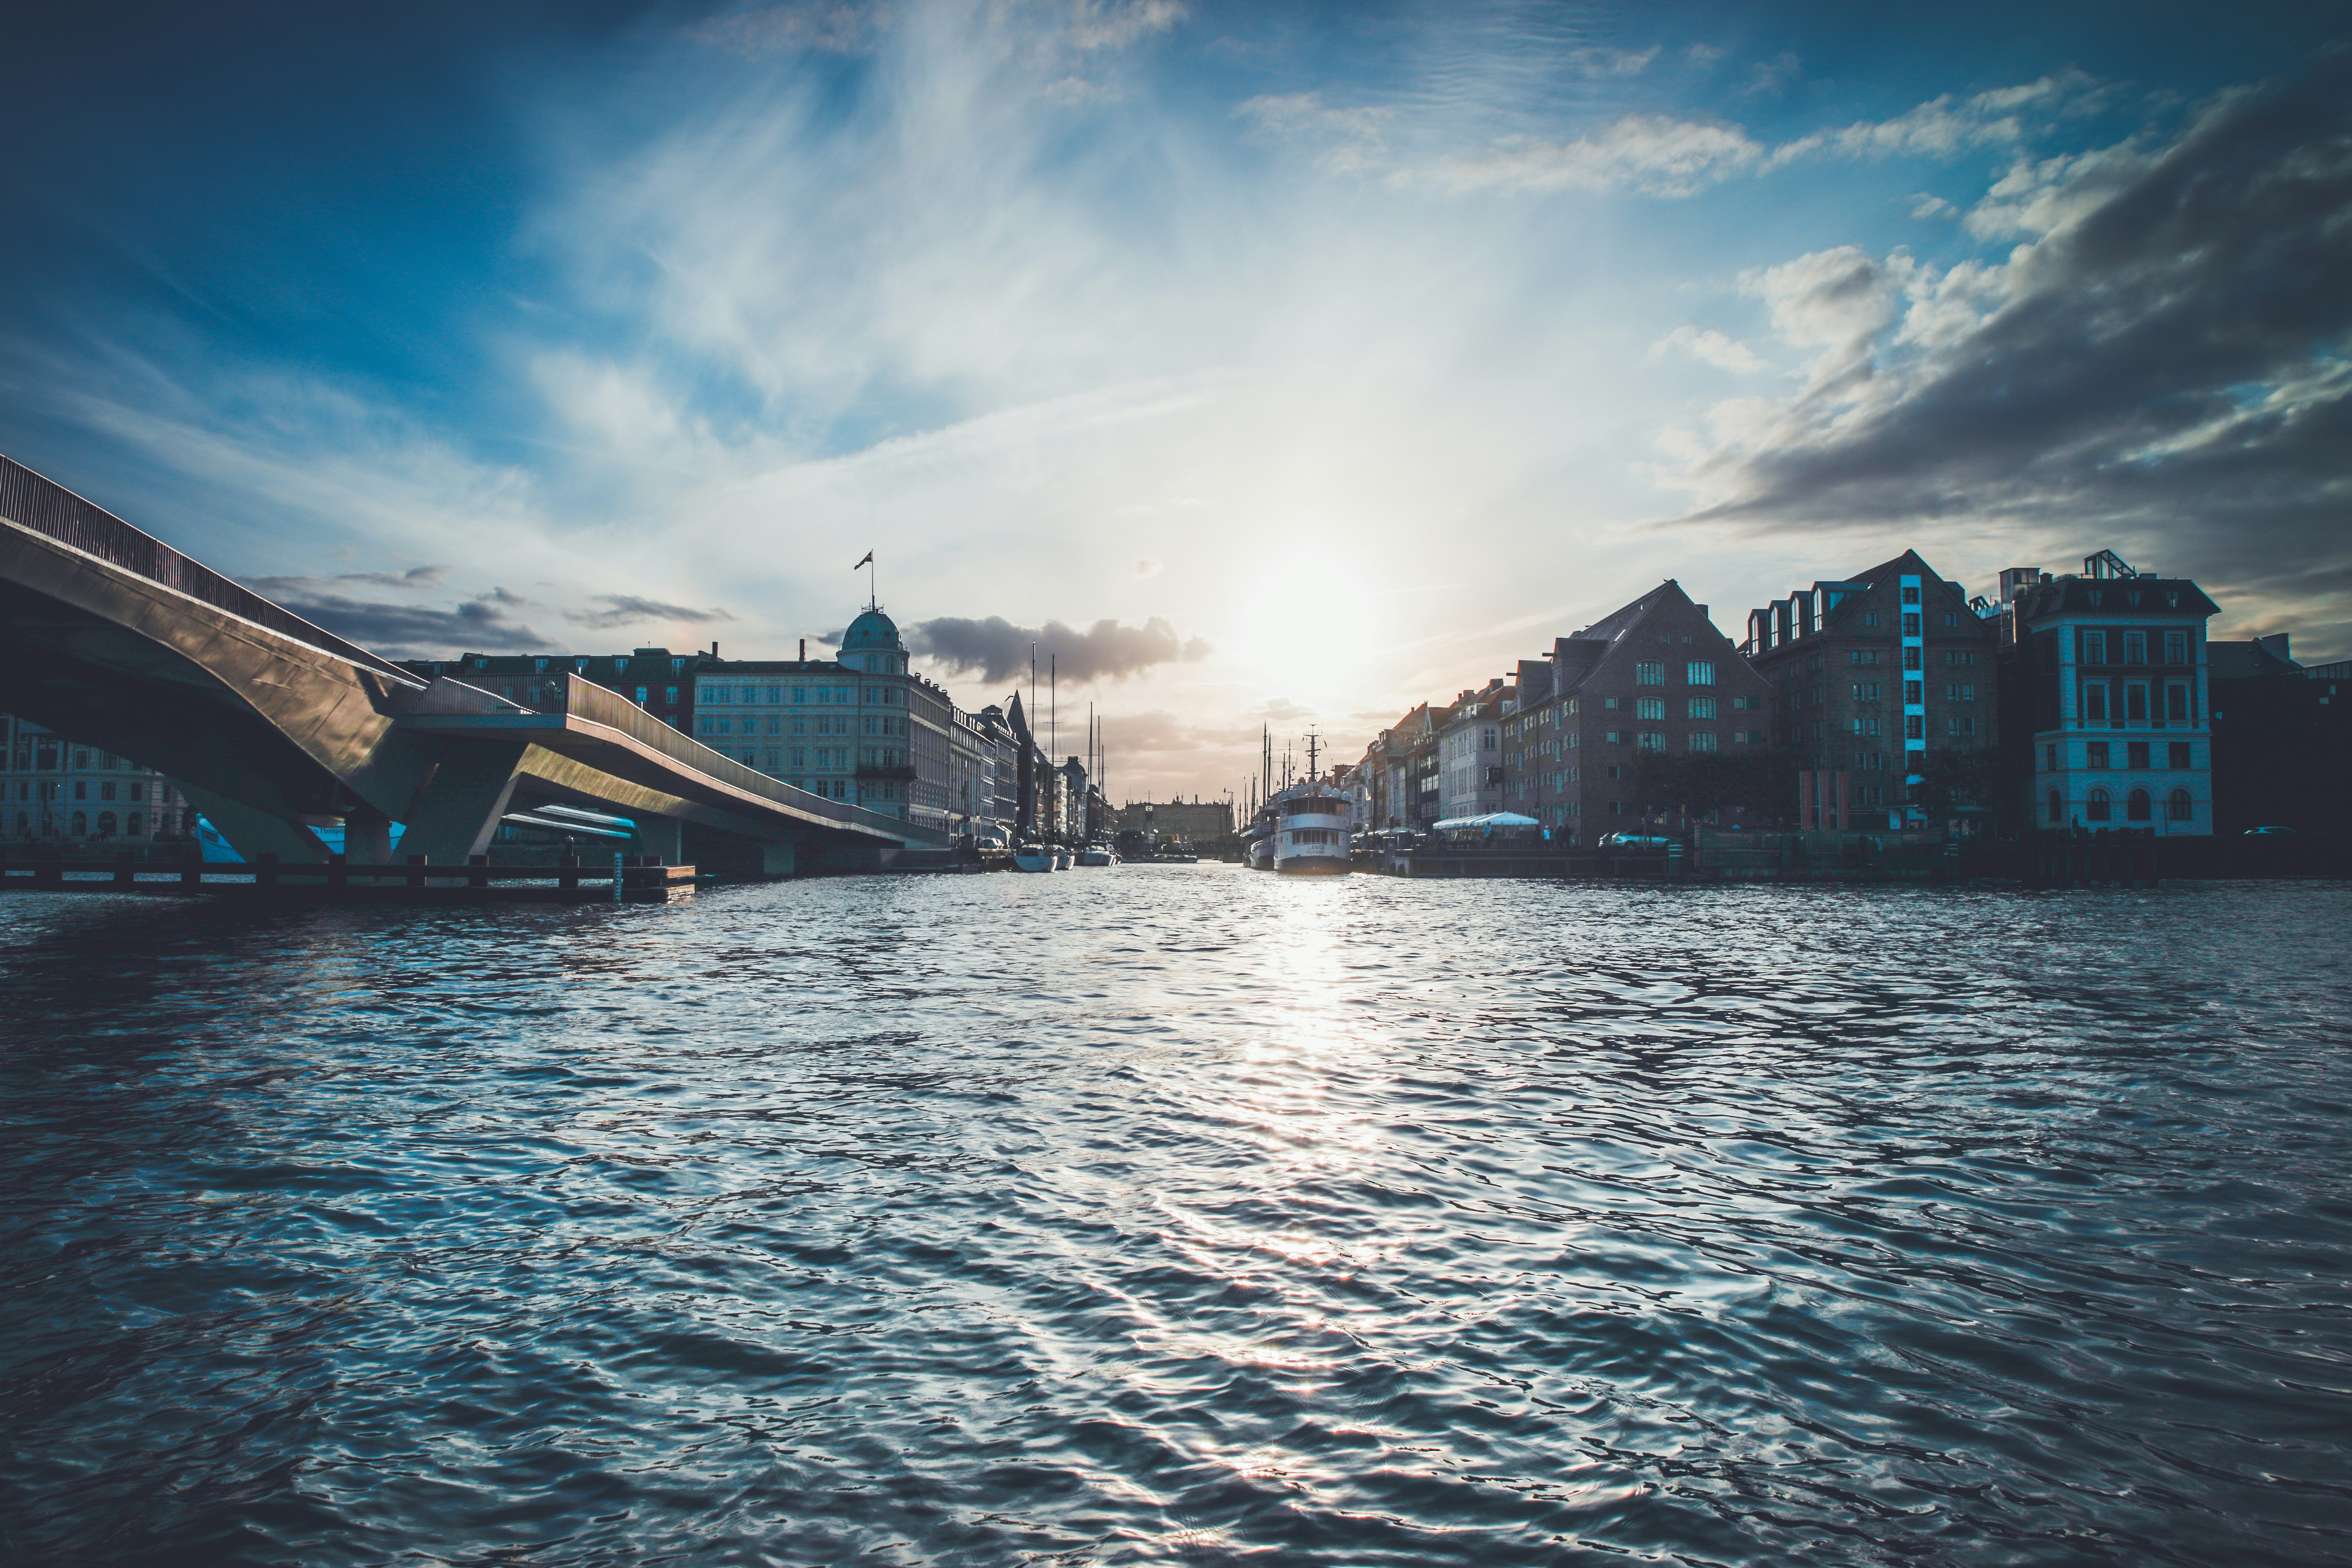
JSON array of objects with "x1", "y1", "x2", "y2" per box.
[
  {"x1": 261, "y1": 588, "x2": 550, "y2": 656},
  {"x1": 907, "y1": 615, "x2": 1212, "y2": 684},
  {"x1": 564, "y1": 594, "x2": 737, "y2": 631},
  {"x1": 1675, "y1": 49, "x2": 2352, "y2": 630},
  {"x1": 247, "y1": 564, "x2": 448, "y2": 595}
]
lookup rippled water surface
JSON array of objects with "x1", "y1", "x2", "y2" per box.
[{"x1": 3, "y1": 870, "x2": 2350, "y2": 1566}]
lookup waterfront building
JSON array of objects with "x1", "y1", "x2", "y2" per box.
[
  {"x1": 972, "y1": 705, "x2": 1023, "y2": 841},
  {"x1": 398, "y1": 646, "x2": 711, "y2": 736},
  {"x1": 1113, "y1": 797, "x2": 1232, "y2": 844},
  {"x1": 1435, "y1": 680, "x2": 1511, "y2": 821},
  {"x1": 1999, "y1": 553, "x2": 2219, "y2": 834},
  {"x1": 1496, "y1": 581, "x2": 1773, "y2": 842},
  {"x1": 1, "y1": 713, "x2": 195, "y2": 846},
  {"x1": 688, "y1": 609, "x2": 959, "y2": 829},
  {"x1": 2204, "y1": 635, "x2": 2348, "y2": 833},
  {"x1": 1742, "y1": 550, "x2": 2000, "y2": 830}
]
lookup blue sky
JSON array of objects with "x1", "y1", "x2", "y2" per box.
[{"x1": 3, "y1": 0, "x2": 2346, "y2": 799}]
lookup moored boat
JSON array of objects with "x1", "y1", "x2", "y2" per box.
[{"x1": 1013, "y1": 843, "x2": 1053, "y2": 872}]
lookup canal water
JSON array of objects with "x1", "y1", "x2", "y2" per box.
[{"x1": 2, "y1": 870, "x2": 2348, "y2": 1566}]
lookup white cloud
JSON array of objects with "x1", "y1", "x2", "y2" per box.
[
  {"x1": 1649, "y1": 326, "x2": 1766, "y2": 373},
  {"x1": 1426, "y1": 114, "x2": 1765, "y2": 197}
]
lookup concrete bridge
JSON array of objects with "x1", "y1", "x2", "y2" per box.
[{"x1": 0, "y1": 454, "x2": 947, "y2": 875}]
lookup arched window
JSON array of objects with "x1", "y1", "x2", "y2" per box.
[
  {"x1": 2167, "y1": 789, "x2": 2192, "y2": 822},
  {"x1": 12, "y1": 812, "x2": 25, "y2": 838},
  {"x1": 2047, "y1": 789, "x2": 2063, "y2": 824},
  {"x1": 97, "y1": 812, "x2": 118, "y2": 837},
  {"x1": 2126, "y1": 788, "x2": 2151, "y2": 821},
  {"x1": 127, "y1": 812, "x2": 144, "y2": 837},
  {"x1": 2086, "y1": 788, "x2": 2111, "y2": 822},
  {"x1": 71, "y1": 810, "x2": 89, "y2": 836}
]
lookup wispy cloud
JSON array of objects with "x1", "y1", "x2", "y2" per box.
[
  {"x1": 564, "y1": 595, "x2": 737, "y2": 630},
  {"x1": 907, "y1": 614, "x2": 1211, "y2": 684},
  {"x1": 260, "y1": 587, "x2": 551, "y2": 656},
  {"x1": 1426, "y1": 114, "x2": 1765, "y2": 197},
  {"x1": 1649, "y1": 325, "x2": 1766, "y2": 373}
]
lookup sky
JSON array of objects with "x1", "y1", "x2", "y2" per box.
[{"x1": 3, "y1": 0, "x2": 2347, "y2": 804}]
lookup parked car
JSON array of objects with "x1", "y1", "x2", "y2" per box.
[
  {"x1": 2242, "y1": 825, "x2": 2298, "y2": 836},
  {"x1": 1598, "y1": 833, "x2": 1675, "y2": 848}
]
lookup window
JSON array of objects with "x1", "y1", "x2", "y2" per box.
[
  {"x1": 127, "y1": 812, "x2": 142, "y2": 836},
  {"x1": 1851, "y1": 650, "x2": 1882, "y2": 666},
  {"x1": 1733, "y1": 694, "x2": 1754, "y2": 709},
  {"x1": 2082, "y1": 630, "x2": 2108, "y2": 665},
  {"x1": 1688, "y1": 696, "x2": 1716, "y2": 719},
  {"x1": 97, "y1": 812, "x2": 116, "y2": 837},
  {"x1": 2168, "y1": 788, "x2": 2192, "y2": 821},
  {"x1": 99, "y1": 782, "x2": 116, "y2": 801},
  {"x1": 1605, "y1": 697, "x2": 1619, "y2": 710},
  {"x1": 1635, "y1": 698, "x2": 1665, "y2": 720},
  {"x1": 1904, "y1": 681, "x2": 1923, "y2": 705},
  {"x1": 2165, "y1": 683, "x2": 2190, "y2": 722},
  {"x1": 2128, "y1": 741, "x2": 2150, "y2": 770},
  {"x1": 2127, "y1": 788, "x2": 2151, "y2": 821},
  {"x1": 2125, "y1": 684, "x2": 2149, "y2": 722},
  {"x1": 73, "y1": 780, "x2": 87, "y2": 800},
  {"x1": 1687, "y1": 660, "x2": 1716, "y2": 685},
  {"x1": 2169, "y1": 742, "x2": 2191, "y2": 769},
  {"x1": 1902, "y1": 613, "x2": 1920, "y2": 636},
  {"x1": 1862, "y1": 611, "x2": 1878, "y2": 628},
  {"x1": 71, "y1": 811, "x2": 87, "y2": 836},
  {"x1": 1634, "y1": 661, "x2": 1664, "y2": 685},
  {"x1": 1850, "y1": 716, "x2": 1883, "y2": 736},
  {"x1": 1689, "y1": 731, "x2": 1717, "y2": 752},
  {"x1": 1905, "y1": 715, "x2": 1924, "y2": 740},
  {"x1": 2123, "y1": 631, "x2": 2147, "y2": 664},
  {"x1": 635, "y1": 686, "x2": 649, "y2": 704},
  {"x1": 1943, "y1": 683, "x2": 1974, "y2": 701},
  {"x1": 1903, "y1": 646, "x2": 1921, "y2": 671},
  {"x1": 2048, "y1": 789, "x2": 2064, "y2": 824},
  {"x1": 2086, "y1": 787, "x2": 2112, "y2": 822},
  {"x1": 2087, "y1": 741, "x2": 2110, "y2": 769},
  {"x1": 665, "y1": 686, "x2": 679, "y2": 704},
  {"x1": 1946, "y1": 717, "x2": 1975, "y2": 737},
  {"x1": 1638, "y1": 731, "x2": 1665, "y2": 750},
  {"x1": 2084, "y1": 681, "x2": 2109, "y2": 722},
  {"x1": 1852, "y1": 682, "x2": 1877, "y2": 701}
]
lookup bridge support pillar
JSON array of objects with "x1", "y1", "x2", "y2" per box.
[
  {"x1": 344, "y1": 806, "x2": 396, "y2": 866},
  {"x1": 762, "y1": 839, "x2": 797, "y2": 877},
  {"x1": 400, "y1": 743, "x2": 528, "y2": 866},
  {"x1": 177, "y1": 782, "x2": 331, "y2": 864},
  {"x1": 634, "y1": 816, "x2": 684, "y2": 863}
]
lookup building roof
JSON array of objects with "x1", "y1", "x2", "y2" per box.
[
  {"x1": 2014, "y1": 576, "x2": 2220, "y2": 624},
  {"x1": 840, "y1": 608, "x2": 903, "y2": 651}
]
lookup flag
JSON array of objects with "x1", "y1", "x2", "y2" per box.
[{"x1": 853, "y1": 551, "x2": 874, "y2": 570}]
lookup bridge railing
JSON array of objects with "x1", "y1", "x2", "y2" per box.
[
  {"x1": 0, "y1": 453, "x2": 418, "y2": 683},
  {"x1": 553, "y1": 674, "x2": 947, "y2": 845}
]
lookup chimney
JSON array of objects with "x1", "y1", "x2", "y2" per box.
[
  {"x1": 710, "y1": 641, "x2": 719, "y2": 657},
  {"x1": 799, "y1": 638, "x2": 806, "y2": 662}
]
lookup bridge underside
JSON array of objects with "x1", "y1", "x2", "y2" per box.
[{"x1": 1, "y1": 493, "x2": 943, "y2": 875}]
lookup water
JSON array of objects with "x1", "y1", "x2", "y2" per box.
[{"x1": 2, "y1": 870, "x2": 2349, "y2": 1567}]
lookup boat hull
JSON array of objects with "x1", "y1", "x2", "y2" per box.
[{"x1": 1274, "y1": 854, "x2": 1352, "y2": 875}]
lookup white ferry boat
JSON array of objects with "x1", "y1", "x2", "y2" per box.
[{"x1": 1269, "y1": 734, "x2": 1352, "y2": 876}]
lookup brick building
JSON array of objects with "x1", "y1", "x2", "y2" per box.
[
  {"x1": 1742, "y1": 550, "x2": 2000, "y2": 830},
  {"x1": 1498, "y1": 580, "x2": 1773, "y2": 841}
]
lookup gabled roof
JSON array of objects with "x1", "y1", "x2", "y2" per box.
[{"x1": 1552, "y1": 581, "x2": 1695, "y2": 697}]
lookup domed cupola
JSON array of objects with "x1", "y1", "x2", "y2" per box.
[{"x1": 841, "y1": 608, "x2": 907, "y2": 674}]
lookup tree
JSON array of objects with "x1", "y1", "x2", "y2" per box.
[{"x1": 1907, "y1": 747, "x2": 2002, "y2": 831}]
